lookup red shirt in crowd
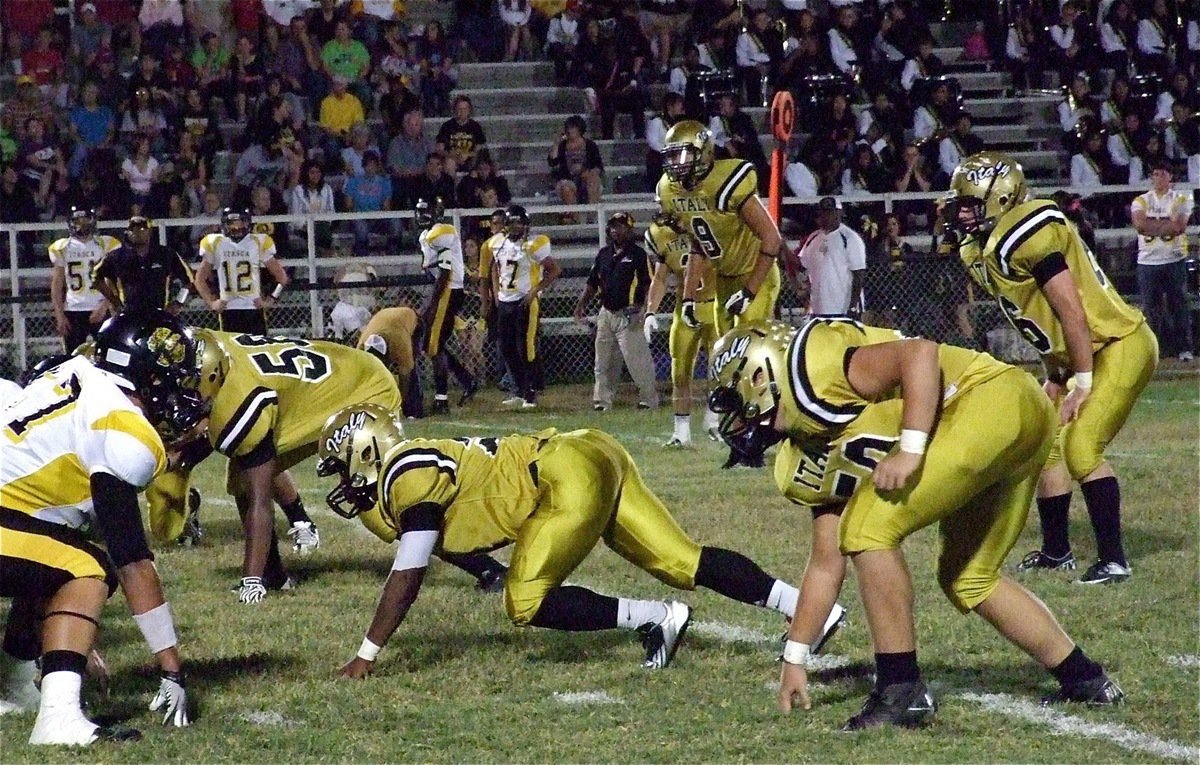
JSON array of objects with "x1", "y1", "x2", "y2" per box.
[
  {"x1": 3, "y1": 0, "x2": 55, "y2": 38},
  {"x1": 22, "y1": 47, "x2": 65, "y2": 86},
  {"x1": 231, "y1": 0, "x2": 264, "y2": 36}
]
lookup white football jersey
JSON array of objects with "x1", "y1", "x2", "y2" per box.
[
  {"x1": 493, "y1": 234, "x2": 552, "y2": 303},
  {"x1": 48, "y1": 234, "x2": 122, "y2": 311},
  {"x1": 1131, "y1": 189, "x2": 1194, "y2": 265},
  {"x1": 0, "y1": 378, "x2": 22, "y2": 411},
  {"x1": 199, "y1": 232, "x2": 277, "y2": 310},
  {"x1": 419, "y1": 222, "x2": 466, "y2": 290},
  {"x1": 0, "y1": 357, "x2": 166, "y2": 530}
]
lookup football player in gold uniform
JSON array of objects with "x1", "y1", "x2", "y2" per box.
[
  {"x1": 656, "y1": 120, "x2": 783, "y2": 337},
  {"x1": 709, "y1": 319, "x2": 1124, "y2": 729},
  {"x1": 644, "y1": 213, "x2": 722, "y2": 447},
  {"x1": 358, "y1": 305, "x2": 424, "y2": 418},
  {"x1": 316, "y1": 406, "x2": 834, "y2": 676},
  {"x1": 1, "y1": 311, "x2": 196, "y2": 744},
  {"x1": 946, "y1": 152, "x2": 1157, "y2": 584}
]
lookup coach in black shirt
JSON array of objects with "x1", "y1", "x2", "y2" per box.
[
  {"x1": 573, "y1": 212, "x2": 659, "y2": 410},
  {"x1": 94, "y1": 216, "x2": 193, "y2": 316}
]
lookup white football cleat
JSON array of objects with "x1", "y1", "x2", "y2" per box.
[
  {"x1": 638, "y1": 600, "x2": 692, "y2": 669},
  {"x1": 287, "y1": 521, "x2": 320, "y2": 554},
  {"x1": 29, "y1": 708, "x2": 101, "y2": 746},
  {"x1": 662, "y1": 437, "x2": 693, "y2": 449},
  {"x1": 501, "y1": 396, "x2": 525, "y2": 408},
  {"x1": 814, "y1": 603, "x2": 847, "y2": 655}
]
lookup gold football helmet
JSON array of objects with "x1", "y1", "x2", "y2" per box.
[
  {"x1": 192, "y1": 329, "x2": 230, "y2": 403},
  {"x1": 708, "y1": 320, "x2": 797, "y2": 459},
  {"x1": 661, "y1": 120, "x2": 715, "y2": 189},
  {"x1": 945, "y1": 151, "x2": 1027, "y2": 243},
  {"x1": 316, "y1": 403, "x2": 405, "y2": 518}
]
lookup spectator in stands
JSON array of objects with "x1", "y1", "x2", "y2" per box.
[
  {"x1": 345, "y1": 150, "x2": 396, "y2": 256},
  {"x1": 1107, "y1": 110, "x2": 1143, "y2": 171},
  {"x1": 842, "y1": 143, "x2": 889, "y2": 197},
  {"x1": 1154, "y1": 71, "x2": 1193, "y2": 125},
  {"x1": 191, "y1": 188, "x2": 224, "y2": 245},
  {"x1": 231, "y1": 0, "x2": 265, "y2": 40},
  {"x1": 813, "y1": 90, "x2": 858, "y2": 160},
  {"x1": 785, "y1": 144, "x2": 818, "y2": 199},
  {"x1": 138, "y1": 0, "x2": 185, "y2": 57},
  {"x1": 172, "y1": 129, "x2": 209, "y2": 214},
  {"x1": 1071, "y1": 129, "x2": 1120, "y2": 224},
  {"x1": 1132, "y1": 160, "x2": 1196, "y2": 361},
  {"x1": 352, "y1": 0, "x2": 402, "y2": 49},
  {"x1": 410, "y1": 152, "x2": 458, "y2": 214},
  {"x1": 456, "y1": 150, "x2": 511, "y2": 208},
  {"x1": 252, "y1": 87, "x2": 298, "y2": 148},
  {"x1": 1004, "y1": 5, "x2": 1040, "y2": 93},
  {"x1": 893, "y1": 141, "x2": 932, "y2": 225},
  {"x1": 936, "y1": 110, "x2": 983, "y2": 188},
  {"x1": 1137, "y1": 0, "x2": 1175, "y2": 77},
  {"x1": 127, "y1": 50, "x2": 176, "y2": 111},
  {"x1": 1099, "y1": 0, "x2": 1135, "y2": 78},
  {"x1": 232, "y1": 135, "x2": 288, "y2": 208},
  {"x1": 545, "y1": 0, "x2": 581, "y2": 85},
  {"x1": 864, "y1": 211, "x2": 910, "y2": 328},
  {"x1": 646, "y1": 92, "x2": 686, "y2": 190},
  {"x1": 416, "y1": 20, "x2": 457, "y2": 117},
  {"x1": 499, "y1": 0, "x2": 534, "y2": 62},
  {"x1": 91, "y1": 47, "x2": 124, "y2": 110},
  {"x1": 778, "y1": 31, "x2": 828, "y2": 87},
  {"x1": 597, "y1": 37, "x2": 648, "y2": 140},
  {"x1": 322, "y1": 19, "x2": 372, "y2": 107},
  {"x1": 18, "y1": 116, "x2": 60, "y2": 205},
  {"x1": 387, "y1": 107, "x2": 435, "y2": 209},
  {"x1": 692, "y1": 0, "x2": 741, "y2": 64},
  {"x1": 0, "y1": 164, "x2": 39, "y2": 262},
  {"x1": 549, "y1": 115, "x2": 603, "y2": 214},
  {"x1": 186, "y1": 0, "x2": 233, "y2": 49},
  {"x1": 571, "y1": 18, "x2": 605, "y2": 93},
  {"x1": 1047, "y1": 0, "x2": 1096, "y2": 87},
  {"x1": 669, "y1": 43, "x2": 706, "y2": 100},
  {"x1": 872, "y1": 2, "x2": 911, "y2": 83},
  {"x1": 68, "y1": 81, "x2": 116, "y2": 178},
  {"x1": 1130, "y1": 130, "x2": 1168, "y2": 184},
  {"x1": 119, "y1": 87, "x2": 170, "y2": 155},
  {"x1": 72, "y1": 3, "x2": 113, "y2": 70},
  {"x1": 162, "y1": 40, "x2": 197, "y2": 94},
  {"x1": 289, "y1": 158, "x2": 337, "y2": 250},
  {"x1": 191, "y1": 32, "x2": 231, "y2": 107},
  {"x1": 827, "y1": 5, "x2": 865, "y2": 82},
  {"x1": 319, "y1": 75, "x2": 366, "y2": 161},
  {"x1": 341, "y1": 122, "x2": 379, "y2": 177},
  {"x1": 1100, "y1": 75, "x2": 1133, "y2": 131},
  {"x1": 900, "y1": 35, "x2": 942, "y2": 97},
  {"x1": 120, "y1": 136, "x2": 161, "y2": 213},
  {"x1": 795, "y1": 196, "x2": 865, "y2": 317},
  {"x1": 2, "y1": 76, "x2": 57, "y2": 144},
  {"x1": 435, "y1": 96, "x2": 488, "y2": 174},
  {"x1": 377, "y1": 25, "x2": 422, "y2": 113},
  {"x1": 308, "y1": 0, "x2": 348, "y2": 46},
  {"x1": 697, "y1": 27, "x2": 733, "y2": 71},
  {"x1": 228, "y1": 33, "x2": 267, "y2": 123},
  {"x1": 962, "y1": 20, "x2": 990, "y2": 62},
  {"x1": 858, "y1": 90, "x2": 904, "y2": 152},
  {"x1": 23, "y1": 26, "x2": 66, "y2": 103},
  {"x1": 276, "y1": 15, "x2": 324, "y2": 112},
  {"x1": 737, "y1": 8, "x2": 781, "y2": 108},
  {"x1": 573, "y1": 212, "x2": 659, "y2": 411},
  {"x1": 1057, "y1": 74, "x2": 1098, "y2": 155},
  {"x1": 179, "y1": 86, "x2": 223, "y2": 160},
  {"x1": 1165, "y1": 102, "x2": 1199, "y2": 165}
]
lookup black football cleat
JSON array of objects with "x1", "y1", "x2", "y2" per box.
[
  {"x1": 475, "y1": 565, "x2": 507, "y2": 593},
  {"x1": 842, "y1": 681, "x2": 937, "y2": 731},
  {"x1": 1041, "y1": 674, "x2": 1125, "y2": 707},
  {"x1": 1016, "y1": 549, "x2": 1076, "y2": 571},
  {"x1": 431, "y1": 399, "x2": 450, "y2": 415},
  {"x1": 458, "y1": 378, "x2": 480, "y2": 406},
  {"x1": 1077, "y1": 560, "x2": 1131, "y2": 585}
]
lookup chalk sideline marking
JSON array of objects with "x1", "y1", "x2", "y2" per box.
[{"x1": 553, "y1": 690, "x2": 624, "y2": 705}]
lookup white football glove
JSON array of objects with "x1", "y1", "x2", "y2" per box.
[
  {"x1": 149, "y1": 671, "x2": 190, "y2": 727},
  {"x1": 643, "y1": 313, "x2": 660, "y2": 343},
  {"x1": 238, "y1": 576, "x2": 266, "y2": 604},
  {"x1": 680, "y1": 300, "x2": 700, "y2": 329},
  {"x1": 724, "y1": 288, "x2": 756, "y2": 317}
]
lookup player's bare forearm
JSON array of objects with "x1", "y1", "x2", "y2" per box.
[
  {"x1": 266, "y1": 258, "x2": 290, "y2": 286},
  {"x1": 745, "y1": 252, "x2": 775, "y2": 296},
  {"x1": 116, "y1": 560, "x2": 182, "y2": 673},
  {"x1": 646, "y1": 265, "x2": 668, "y2": 314},
  {"x1": 193, "y1": 261, "x2": 217, "y2": 304},
  {"x1": 50, "y1": 267, "x2": 66, "y2": 315},
  {"x1": 790, "y1": 513, "x2": 846, "y2": 645},
  {"x1": 367, "y1": 567, "x2": 427, "y2": 647},
  {"x1": 682, "y1": 252, "x2": 705, "y2": 301},
  {"x1": 741, "y1": 196, "x2": 783, "y2": 295},
  {"x1": 1041, "y1": 270, "x2": 1093, "y2": 373},
  {"x1": 96, "y1": 280, "x2": 122, "y2": 312}
]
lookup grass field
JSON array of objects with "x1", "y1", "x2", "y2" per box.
[{"x1": 2, "y1": 377, "x2": 1198, "y2": 763}]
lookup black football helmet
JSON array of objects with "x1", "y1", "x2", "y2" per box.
[
  {"x1": 505, "y1": 204, "x2": 530, "y2": 239},
  {"x1": 414, "y1": 197, "x2": 444, "y2": 228},
  {"x1": 489, "y1": 208, "x2": 509, "y2": 235},
  {"x1": 125, "y1": 215, "x2": 154, "y2": 247},
  {"x1": 221, "y1": 207, "x2": 252, "y2": 240},
  {"x1": 68, "y1": 206, "x2": 97, "y2": 238},
  {"x1": 93, "y1": 310, "x2": 205, "y2": 441},
  {"x1": 19, "y1": 353, "x2": 73, "y2": 387}
]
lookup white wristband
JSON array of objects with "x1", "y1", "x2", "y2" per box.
[
  {"x1": 899, "y1": 429, "x2": 929, "y2": 455},
  {"x1": 357, "y1": 637, "x2": 382, "y2": 662},
  {"x1": 782, "y1": 640, "x2": 810, "y2": 666},
  {"x1": 1073, "y1": 371, "x2": 1093, "y2": 390},
  {"x1": 271, "y1": 283, "x2": 285, "y2": 299},
  {"x1": 133, "y1": 602, "x2": 178, "y2": 654}
]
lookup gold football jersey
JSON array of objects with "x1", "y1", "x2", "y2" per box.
[
  {"x1": 208, "y1": 331, "x2": 400, "y2": 460},
  {"x1": 368, "y1": 430, "x2": 555, "y2": 553},
  {"x1": 784, "y1": 318, "x2": 1011, "y2": 439},
  {"x1": 774, "y1": 399, "x2": 902, "y2": 512},
  {"x1": 644, "y1": 221, "x2": 717, "y2": 303},
  {"x1": 656, "y1": 158, "x2": 761, "y2": 278},
  {"x1": 959, "y1": 199, "x2": 1144, "y2": 372}
]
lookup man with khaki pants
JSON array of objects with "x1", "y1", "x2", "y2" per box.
[{"x1": 573, "y1": 213, "x2": 660, "y2": 410}]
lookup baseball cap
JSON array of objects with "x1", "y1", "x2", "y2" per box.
[
  {"x1": 607, "y1": 212, "x2": 635, "y2": 227},
  {"x1": 817, "y1": 196, "x2": 843, "y2": 211},
  {"x1": 81, "y1": 2, "x2": 97, "y2": 13},
  {"x1": 16, "y1": 74, "x2": 35, "y2": 86}
]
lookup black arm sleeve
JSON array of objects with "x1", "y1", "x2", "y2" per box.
[
  {"x1": 90, "y1": 472, "x2": 154, "y2": 568},
  {"x1": 399, "y1": 501, "x2": 447, "y2": 534},
  {"x1": 1030, "y1": 251, "x2": 1069, "y2": 288}
]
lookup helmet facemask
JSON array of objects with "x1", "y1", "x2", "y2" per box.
[
  {"x1": 708, "y1": 358, "x2": 785, "y2": 461},
  {"x1": 662, "y1": 144, "x2": 710, "y2": 190},
  {"x1": 69, "y1": 208, "x2": 97, "y2": 238}
]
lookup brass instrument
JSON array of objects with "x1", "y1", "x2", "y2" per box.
[{"x1": 1065, "y1": 86, "x2": 1097, "y2": 140}]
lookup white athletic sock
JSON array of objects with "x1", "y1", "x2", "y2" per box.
[
  {"x1": 617, "y1": 598, "x2": 668, "y2": 630},
  {"x1": 434, "y1": 394, "x2": 448, "y2": 401},
  {"x1": 765, "y1": 580, "x2": 799, "y2": 618},
  {"x1": 703, "y1": 408, "x2": 720, "y2": 430},
  {"x1": 38, "y1": 671, "x2": 82, "y2": 712},
  {"x1": 673, "y1": 414, "x2": 691, "y2": 441}
]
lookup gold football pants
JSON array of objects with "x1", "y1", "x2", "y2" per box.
[
  {"x1": 839, "y1": 369, "x2": 1056, "y2": 613},
  {"x1": 505, "y1": 429, "x2": 702, "y2": 625},
  {"x1": 670, "y1": 300, "x2": 719, "y2": 392},
  {"x1": 712, "y1": 262, "x2": 781, "y2": 336},
  {"x1": 1046, "y1": 321, "x2": 1158, "y2": 480}
]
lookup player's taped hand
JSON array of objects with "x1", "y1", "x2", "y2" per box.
[
  {"x1": 238, "y1": 576, "x2": 266, "y2": 604},
  {"x1": 724, "y1": 288, "x2": 755, "y2": 316},
  {"x1": 681, "y1": 300, "x2": 700, "y2": 329},
  {"x1": 149, "y1": 671, "x2": 190, "y2": 727}
]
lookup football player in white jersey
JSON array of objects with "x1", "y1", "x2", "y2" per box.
[
  {"x1": 0, "y1": 378, "x2": 21, "y2": 410},
  {"x1": 0, "y1": 311, "x2": 201, "y2": 745},
  {"x1": 194, "y1": 208, "x2": 291, "y2": 335},
  {"x1": 416, "y1": 197, "x2": 478, "y2": 415},
  {"x1": 49, "y1": 207, "x2": 122, "y2": 352},
  {"x1": 490, "y1": 205, "x2": 560, "y2": 408}
]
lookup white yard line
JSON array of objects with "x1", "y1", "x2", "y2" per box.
[
  {"x1": 956, "y1": 692, "x2": 1198, "y2": 763},
  {"x1": 241, "y1": 710, "x2": 301, "y2": 727},
  {"x1": 552, "y1": 690, "x2": 624, "y2": 705},
  {"x1": 1166, "y1": 655, "x2": 1200, "y2": 669}
]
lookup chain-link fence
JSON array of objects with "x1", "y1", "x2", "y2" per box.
[{"x1": 3, "y1": 191, "x2": 1197, "y2": 385}]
